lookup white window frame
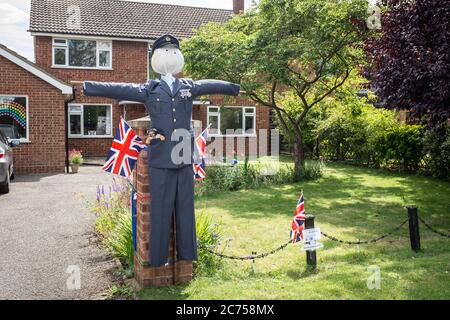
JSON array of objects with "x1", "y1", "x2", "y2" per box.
[
  {"x1": 0, "y1": 94, "x2": 30, "y2": 143},
  {"x1": 207, "y1": 106, "x2": 256, "y2": 137},
  {"x1": 68, "y1": 103, "x2": 113, "y2": 138},
  {"x1": 52, "y1": 38, "x2": 113, "y2": 69}
]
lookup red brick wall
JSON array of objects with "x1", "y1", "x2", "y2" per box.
[
  {"x1": 35, "y1": 36, "x2": 148, "y2": 157},
  {"x1": 0, "y1": 55, "x2": 67, "y2": 174}
]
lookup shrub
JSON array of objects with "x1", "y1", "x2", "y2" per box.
[
  {"x1": 374, "y1": 125, "x2": 424, "y2": 171},
  {"x1": 316, "y1": 101, "x2": 399, "y2": 167},
  {"x1": 196, "y1": 159, "x2": 323, "y2": 195},
  {"x1": 106, "y1": 210, "x2": 134, "y2": 272},
  {"x1": 194, "y1": 210, "x2": 223, "y2": 276},
  {"x1": 422, "y1": 125, "x2": 450, "y2": 180},
  {"x1": 92, "y1": 178, "x2": 134, "y2": 273},
  {"x1": 297, "y1": 160, "x2": 325, "y2": 180}
]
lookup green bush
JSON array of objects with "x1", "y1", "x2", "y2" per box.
[
  {"x1": 92, "y1": 179, "x2": 134, "y2": 274},
  {"x1": 422, "y1": 125, "x2": 450, "y2": 179},
  {"x1": 106, "y1": 211, "x2": 134, "y2": 272},
  {"x1": 194, "y1": 210, "x2": 223, "y2": 276},
  {"x1": 374, "y1": 125, "x2": 424, "y2": 171},
  {"x1": 316, "y1": 100, "x2": 399, "y2": 167},
  {"x1": 196, "y1": 159, "x2": 323, "y2": 194}
]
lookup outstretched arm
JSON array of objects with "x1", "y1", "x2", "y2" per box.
[
  {"x1": 192, "y1": 80, "x2": 240, "y2": 98},
  {"x1": 83, "y1": 81, "x2": 148, "y2": 103}
]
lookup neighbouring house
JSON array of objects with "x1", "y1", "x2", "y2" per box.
[
  {"x1": 11, "y1": 0, "x2": 269, "y2": 174},
  {"x1": 0, "y1": 44, "x2": 73, "y2": 174}
]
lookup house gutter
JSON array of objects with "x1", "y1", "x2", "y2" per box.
[{"x1": 64, "y1": 87, "x2": 77, "y2": 173}]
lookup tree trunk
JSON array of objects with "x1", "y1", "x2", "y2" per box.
[{"x1": 293, "y1": 131, "x2": 305, "y2": 177}]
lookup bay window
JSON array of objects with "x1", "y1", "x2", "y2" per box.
[
  {"x1": 207, "y1": 106, "x2": 256, "y2": 136},
  {"x1": 53, "y1": 38, "x2": 112, "y2": 68},
  {"x1": 69, "y1": 104, "x2": 112, "y2": 137}
]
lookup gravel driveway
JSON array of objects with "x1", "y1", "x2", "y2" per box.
[{"x1": 0, "y1": 166, "x2": 120, "y2": 300}]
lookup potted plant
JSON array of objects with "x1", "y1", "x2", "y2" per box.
[{"x1": 69, "y1": 149, "x2": 84, "y2": 173}]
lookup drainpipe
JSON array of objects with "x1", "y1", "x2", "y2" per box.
[{"x1": 64, "y1": 87, "x2": 77, "y2": 173}]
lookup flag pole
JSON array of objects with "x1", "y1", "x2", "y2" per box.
[{"x1": 127, "y1": 178, "x2": 136, "y2": 193}]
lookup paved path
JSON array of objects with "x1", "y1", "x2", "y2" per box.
[{"x1": 0, "y1": 166, "x2": 119, "y2": 300}]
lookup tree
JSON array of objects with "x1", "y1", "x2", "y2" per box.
[
  {"x1": 365, "y1": 0, "x2": 450, "y2": 125},
  {"x1": 183, "y1": 0, "x2": 368, "y2": 176}
]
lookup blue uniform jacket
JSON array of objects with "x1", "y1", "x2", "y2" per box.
[{"x1": 83, "y1": 78, "x2": 240, "y2": 168}]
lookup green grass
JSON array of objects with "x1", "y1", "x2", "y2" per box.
[{"x1": 139, "y1": 162, "x2": 450, "y2": 300}]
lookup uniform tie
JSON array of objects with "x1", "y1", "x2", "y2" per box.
[{"x1": 161, "y1": 74, "x2": 175, "y2": 93}]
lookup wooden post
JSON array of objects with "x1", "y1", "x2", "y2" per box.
[
  {"x1": 305, "y1": 214, "x2": 317, "y2": 270},
  {"x1": 407, "y1": 206, "x2": 421, "y2": 252}
]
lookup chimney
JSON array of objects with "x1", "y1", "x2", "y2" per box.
[{"x1": 233, "y1": 0, "x2": 244, "y2": 14}]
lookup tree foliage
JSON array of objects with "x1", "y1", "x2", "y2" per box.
[
  {"x1": 365, "y1": 0, "x2": 450, "y2": 124},
  {"x1": 183, "y1": 0, "x2": 369, "y2": 174}
]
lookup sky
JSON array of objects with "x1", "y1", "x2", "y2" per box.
[{"x1": 0, "y1": 0, "x2": 254, "y2": 61}]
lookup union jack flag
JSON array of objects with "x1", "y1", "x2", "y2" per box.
[
  {"x1": 193, "y1": 126, "x2": 209, "y2": 180},
  {"x1": 193, "y1": 158, "x2": 206, "y2": 180},
  {"x1": 290, "y1": 191, "x2": 306, "y2": 243},
  {"x1": 102, "y1": 118, "x2": 145, "y2": 177}
]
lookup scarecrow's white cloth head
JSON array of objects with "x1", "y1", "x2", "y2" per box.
[{"x1": 151, "y1": 45, "x2": 185, "y2": 76}]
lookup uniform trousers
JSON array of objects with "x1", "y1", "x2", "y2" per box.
[{"x1": 149, "y1": 165, "x2": 197, "y2": 267}]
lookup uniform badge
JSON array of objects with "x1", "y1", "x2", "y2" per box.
[{"x1": 180, "y1": 89, "x2": 192, "y2": 99}]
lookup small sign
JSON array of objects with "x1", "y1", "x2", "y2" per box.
[
  {"x1": 301, "y1": 240, "x2": 324, "y2": 252},
  {"x1": 301, "y1": 228, "x2": 323, "y2": 252},
  {"x1": 302, "y1": 228, "x2": 321, "y2": 241}
]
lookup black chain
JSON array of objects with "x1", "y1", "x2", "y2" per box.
[
  {"x1": 199, "y1": 218, "x2": 414, "y2": 260},
  {"x1": 418, "y1": 216, "x2": 450, "y2": 238},
  {"x1": 320, "y1": 218, "x2": 409, "y2": 245},
  {"x1": 198, "y1": 240, "x2": 291, "y2": 261}
]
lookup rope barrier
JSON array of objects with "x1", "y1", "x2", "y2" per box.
[
  {"x1": 418, "y1": 216, "x2": 450, "y2": 238},
  {"x1": 320, "y1": 218, "x2": 409, "y2": 245}
]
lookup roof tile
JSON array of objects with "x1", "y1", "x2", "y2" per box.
[{"x1": 29, "y1": 0, "x2": 233, "y2": 40}]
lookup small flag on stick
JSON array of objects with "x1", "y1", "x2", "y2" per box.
[
  {"x1": 290, "y1": 191, "x2": 306, "y2": 243},
  {"x1": 102, "y1": 117, "x2": 146, "y2": 178},
  {"x1": 193, "y1": 125, "x2": 210, "y2": 181}
]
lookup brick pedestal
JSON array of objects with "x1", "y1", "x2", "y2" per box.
[{"x1": 130, "y1": 117, "x2": 195, "y2": 288}]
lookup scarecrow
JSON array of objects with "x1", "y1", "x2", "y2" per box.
[{"x1": 83, "y1": 34, "x2": 240, "y2": 267}]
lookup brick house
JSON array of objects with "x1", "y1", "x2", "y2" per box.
[
  {"x1": 24, "y1": 0, "x2": 269, "y2": 168},
  {"x1": 0, "y1": 44, "x2": 73, "y2": 174}
]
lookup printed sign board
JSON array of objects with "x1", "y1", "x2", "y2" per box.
[{"x1": 301, "y1": 228, "x2": 323, "y2": 252}]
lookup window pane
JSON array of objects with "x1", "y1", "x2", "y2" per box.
[
  {"x1": 220, "y1": 108, "x2": 243, "y2": 134},
  {"x1": 0, "y1": 96, "x2": 27, "y2": 139},
  {"x1": 54, "y1": 39, "x2": 66, "y2": 45},
  {"x1": 70, "y1": 114, "x2": 81, "y2": 135},
  {"x1": 244, "y1": 107, "x2": 255, "y2": 114},
  {"x1": 69, "y1": 105, "x2": 81, "y2": 113},
  {"x1": 83, "y1": 105, "x2": 111, "y2": 136},
  {"x1": 97, "y1": 41, "x2": 111, "y2": 50},
  {"x1": 245, "y1": 115, "x2": 255, "y2": 134},
  {"x1": 209, "y1": 107, "x2": 219, "y2": 113},
  {"x1": 54, "y1": 48, "x2": 66, "y2": 65},
  {"x1": 208, "y1": 115, "x2": 219, "y2": 134},
  {"x1": 99, "y1": 50, "x2": 111, "y2": 67},
  {"x1": 68, "y1": 40, "x2": 96, "y2": 67}
]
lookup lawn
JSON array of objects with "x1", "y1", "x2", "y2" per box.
[{"x1": 139, "y1": 162, "x2": 450, "y2": 300}]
